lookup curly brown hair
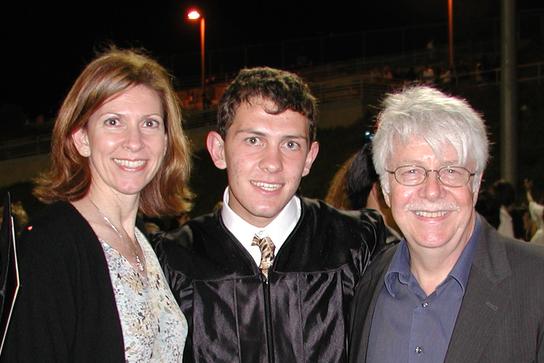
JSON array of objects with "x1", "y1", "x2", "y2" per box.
[{"x1": 217, "y1": 67, "x2": 318, "y2": 141}]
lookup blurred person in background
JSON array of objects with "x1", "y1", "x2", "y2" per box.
[
  {"x1": 326, "y1": 142, "x2": 401, "y2": 244},
  {"x1": 0, "y1": 200, "x2": 29, "y2": 237},
  {"x1": 524, "y1": 178, "x2": 544, "y2": 245},
  {"x1": 475, "y1": 188, "x2": 500, "y2": 229},
  {"x1": 491, "y1": 179, "x2": 516, "y2": 238}
]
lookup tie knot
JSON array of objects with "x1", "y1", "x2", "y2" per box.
[{"x1": 252, "y1": 235, "x2": 275, "y2": 252}]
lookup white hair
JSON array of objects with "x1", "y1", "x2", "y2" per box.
[{"x1": 372, "y1": 85, "x2": 489, "y2": 193}]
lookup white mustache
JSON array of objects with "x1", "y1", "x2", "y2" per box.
[{"x1": 405, "y1": 203, "x2": 460, "y2": 212}]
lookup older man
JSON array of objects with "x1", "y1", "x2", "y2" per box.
[{"x1": 349, "y1": 86, "x2": 544, "y2": 363}]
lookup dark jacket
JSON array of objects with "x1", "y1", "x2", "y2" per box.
[
  {"x1": 2, "y1": 202, "x2": 125, "y2": 362},
  {"x1": 349, "y1": 216, "x2": 544, "y2": 363},
  {"x1": 156, "y1": 197, "x2": 385, "y2": 363}
]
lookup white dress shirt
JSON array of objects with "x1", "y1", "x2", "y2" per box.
[{"x1": 220, "y1": 187, "x2": 301, "y2": 265}]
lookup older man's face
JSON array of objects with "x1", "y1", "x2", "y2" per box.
[{"x1": 384, "y1": 136, "x2": 480, "y2": 258}]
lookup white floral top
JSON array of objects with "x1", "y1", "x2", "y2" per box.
[{"x1": 100, "y1": 228, "x2": 187, "y2": 362}]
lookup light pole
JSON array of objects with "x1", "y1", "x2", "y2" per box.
[
  {"x1": 187, "y1": 9, "x2": 206, "y2": 108},
  {"x1": 447, "y1": 0, "x2": 454, "y2": 70}
]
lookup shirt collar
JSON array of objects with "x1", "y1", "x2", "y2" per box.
[
  {"x1": 220, "y1": 187, "x2": 301, "y2": 263},
  {"x1": 449, "y1": 215, "x2": 481, "y2": 292},
  {"x1": 384, "y1": 216, "x2": 481, "y2": 297},
  {"x1": 384, "y1": 240, "x2": 411, "y2": 297}
]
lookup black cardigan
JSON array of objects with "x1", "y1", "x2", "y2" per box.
[{"x1": 1, "y1": 202, "x2": 125, "y2": 362}]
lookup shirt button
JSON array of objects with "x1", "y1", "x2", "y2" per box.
[
  {"x1": 415, "y1": 346, "x2": 423, "y2": 354},
  {"x1": 422, "y1": 302, "x2": 429, "y2": 308}
]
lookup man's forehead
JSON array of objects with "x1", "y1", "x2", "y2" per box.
[
  {"x1": 390, "y1": 135, "x2": 462, "y2": 165},
  {"x1": 233, "y1": 99, "x2": 309, "y2": 128}
]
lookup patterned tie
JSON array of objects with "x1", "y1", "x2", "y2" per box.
[{"x1": 252, "y1": 235, "x2": 275, "y2": 279}]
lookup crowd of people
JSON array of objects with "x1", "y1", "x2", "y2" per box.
[{"x1": 1, "y1": 45, "x2": 543, "y2": 363}]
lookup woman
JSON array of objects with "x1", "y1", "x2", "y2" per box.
[{"x1": 3, "y1": 47, "x2": 192, "y2": 362}]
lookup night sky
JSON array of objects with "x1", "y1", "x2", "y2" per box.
[{"x1": 1, "y1": 0, "x2": 542, "y2": 119}]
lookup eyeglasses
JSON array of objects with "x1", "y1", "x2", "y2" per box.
[{"x1": 386, "y1": 165, "x2": 475, "y2": 187}]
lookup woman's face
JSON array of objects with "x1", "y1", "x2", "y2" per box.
[{"x1": 73, "y1": 85, "x2": 167, "y2": 198}]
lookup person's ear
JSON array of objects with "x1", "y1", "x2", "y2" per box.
[
  {"x1": 369, "y1": 183, "x2": 381, "y2": 205},
  {"x1": 206, "y1": 131, "x2": 227, "y2": 170},
  {"x1": 302, "y1": 141, "x2": 319, "y2": 177},
  {"x1": 72, "y1": 128, "x2": 91, "y2": 157},
  {"x1": 380, "y1": 182, "x2": 392, "y2": 207},
  {"x1": 472, "y1": 173, "x2": 483, "y2": 206}
]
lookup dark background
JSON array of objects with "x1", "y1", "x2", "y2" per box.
[
  {"x1": 2, "y1": 0, "x2": 544, "y2": 223},
  {"x1": 2, "y1": 0, "x2": 541, "y2": 120}
]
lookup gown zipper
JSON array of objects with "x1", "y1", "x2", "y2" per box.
[{"x1": 262, "y1": 273, "x2": 275, "y2": 363}]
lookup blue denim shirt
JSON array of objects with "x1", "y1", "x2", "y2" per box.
[{"x1": 366, "y1": 217, "x2": 481, "y2": 363}]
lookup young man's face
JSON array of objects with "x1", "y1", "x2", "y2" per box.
[{"x1": 207, "y1": 98, "x2": 319, "y2": 227}]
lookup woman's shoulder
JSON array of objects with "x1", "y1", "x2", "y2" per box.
[
  {"x1": 28, "y1": 201, "x2": 85, "y2": 230},
  {"x1": 21, "y1": 201, "x2": 95, "y2": 251},
  {"x1": 31, "y1": 200, "x2": 78, "y2": 221}
]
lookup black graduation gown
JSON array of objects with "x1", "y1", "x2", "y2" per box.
[{"x1": 155, "y1": 197, "x2": 385, "y2": 363}]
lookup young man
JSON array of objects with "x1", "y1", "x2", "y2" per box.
[
  {"x1": 156, "y1": 67, "x2": 385, "y2": 363},
  {"x1": 349, "y1": 86, "x2": 544, "y2": 363}
]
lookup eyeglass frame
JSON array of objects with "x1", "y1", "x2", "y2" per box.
[{"x1": 385, "y1": 165, "x2": 476, "y2": 188}]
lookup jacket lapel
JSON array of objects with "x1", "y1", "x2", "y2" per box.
[
  {"x1": 349, "y1": 246, "x2": 396, "y2": 363},
  {"x1": 445, "y1": 220, "x2": 512, "y2": 363}
]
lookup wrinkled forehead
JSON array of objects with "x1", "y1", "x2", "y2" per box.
[{"x1": 389, "y1": 134, "x2": 472, "y2": 168}]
